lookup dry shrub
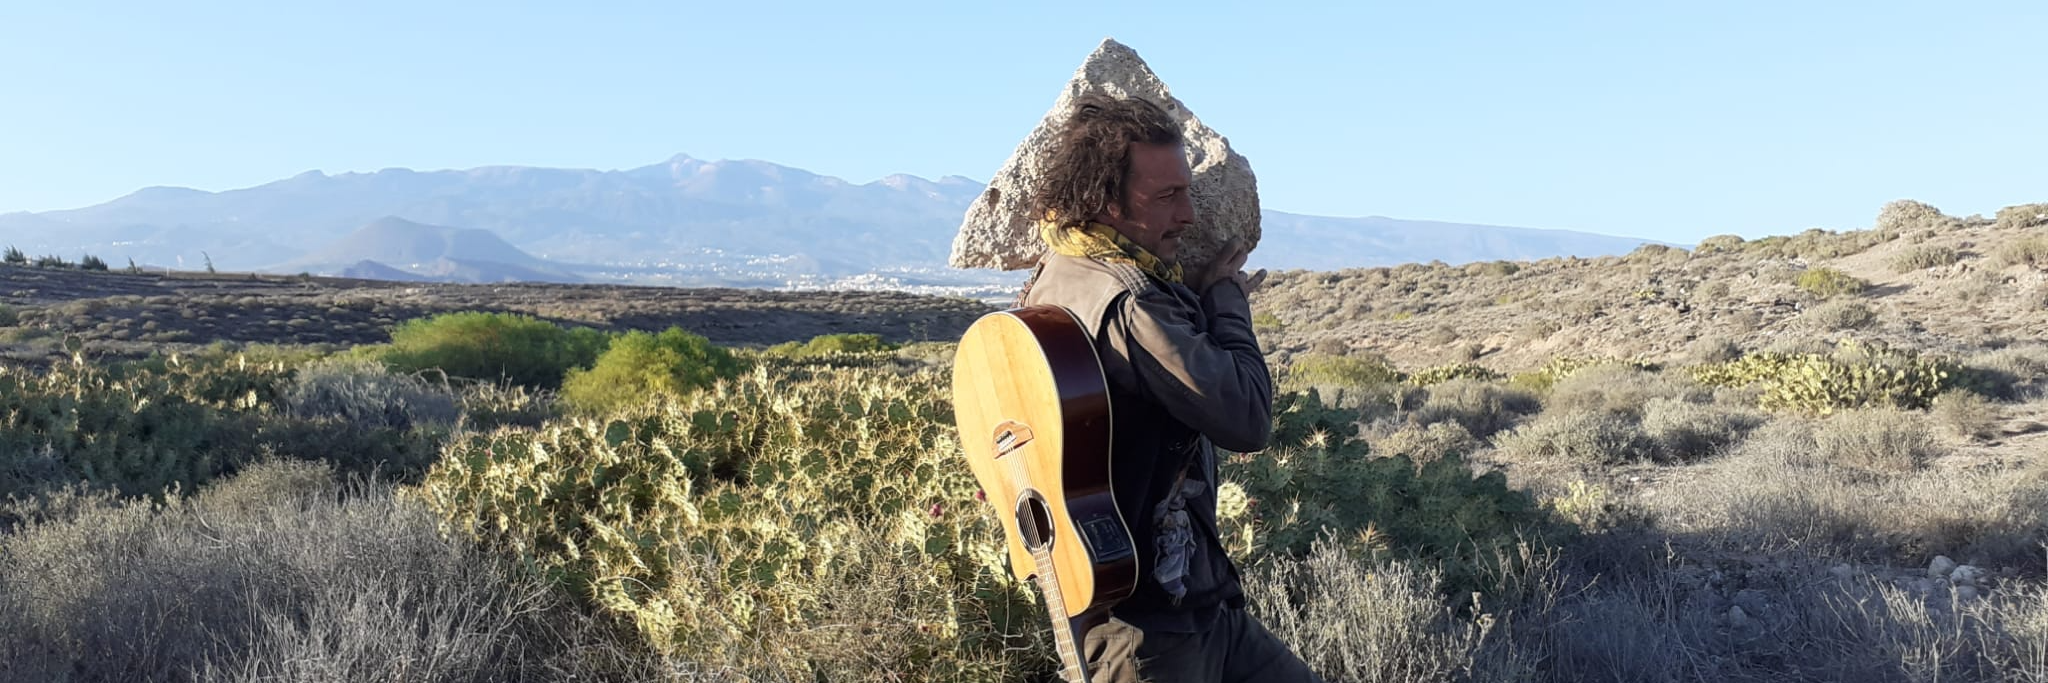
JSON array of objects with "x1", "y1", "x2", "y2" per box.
[
  {"x1": 282, "y1": 356, "x2": 461, "y2": 430},
  {"x1": 1241, "y1": 539, "x2": 1521, "y2": 682},
  {"x1": 1543, "y1": 365, "x2": 1709, "y2": 419},
  {"x1": 1646, "y1": 419, "x2": 2045, "y2": 568},
  {"x1": 1686, "y1": 336, "x2": 1743, "y2": 364},
  {"x1": 1694, "y1": 279, "x2": 1733, "y2": 302},
  {"x1": 1888, "y1": 245, "x2": 1961, "y2": 273},
  {"x1": 1639, "y1": 397, "x2": 1764, "y2": 462},
  {"x1": 1814, "y1": 409, "x2": 1946, "y2": 472},
  {"x1": 1999, "y1": 235, "x2": 2048, "y2": 268},
  {"x1": 1410, "y1": 378, "x2": 1541, "y2": 439},
  {"x1": 1373, "y1": 421, "x2": 1481, "y2": 465},
  {"x1": 1492, "y1": 408, "x2": 1656, "y2": 466},
  {"x1": 1966, "y1": 344, "x2": 2048, "y2": 399},
  {"x1": 1803, "y1": 299, "x2": 1878, "y2": 331},
  {"x1": 0, "y1": 461, "x2": 661, "y2": 682},
  {"x1": 1931, "y1": 390, "x2": 2000, "y2": 442},
  {"x1": 1427, "y1": 325, "x2": 1462, "y2": 346},
  {"x1": 1515, "y1": 320, "x2": 1562, "y2": 344},
  {"x1": 1995, "y1": 203, "x2": 2048, "y2": 231}
]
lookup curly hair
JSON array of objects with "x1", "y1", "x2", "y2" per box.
[{"x1": 1028, "y1": 94, "x2": 1182, "y2": 226}]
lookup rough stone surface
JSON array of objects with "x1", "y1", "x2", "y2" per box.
[
  {"x1": 949, "y1": 37, "x2": 1260, "y2": 273},
  {"x1": 1950, "y1": 564, "x2": 1985, "y2": 586},
  {"x1": 1928, "y1": 555, "x2": 1958, "y2": 579}
]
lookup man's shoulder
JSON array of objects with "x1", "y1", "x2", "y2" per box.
[
  {"x1": 1038, "y1": 253, "x2": 1156, "y2": 296},
  {"x1": 1023, "y1": 255, "x2": 1168, "y2": 347}
]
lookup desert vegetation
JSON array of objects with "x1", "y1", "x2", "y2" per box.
[{"x1": 5, "y1": 199, "x2": 2048, "y2": 682}]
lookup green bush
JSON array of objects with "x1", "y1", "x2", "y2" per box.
[
  {"x1": 419, "y1": 366, "x2": 1047, "y2": 681},
  {"x1": 0, "y1": 349, "x2": 457, "y2": 500},
  {"x1": 561, "y1": 327, "x2": 748, "y2": 414},
  {"x1": 1690, "y1": 342, "x2": 1967, "y2": 415},
  {"x1": 1509, "y1": 356, "x2": 1657, "y2": 392},
  {"x1": 371, "y1": 312, "x2": 610, "y2": 388},
  {"x1": 1795, "y1": 268, "x2": 1868, "y2": 298},
  {"x1": 0, "y1": 355, "x2": 286, "y2": 499},
  {"x1": 1284, "y1": 354, "x2": 1404, "y2": 390},
  {"x1": 0, "y1": 304, "x2": 16, "y2": 327},
  {"x1": 32, "y1": 254, "x2": 68, "y2": 269},
  {"x1": 79, "y1": 255, "x2": 108, "y2": 271},
  {"x1": 1405, "y1": 362, "x2": 1504, "y2": 387},
  {"x1": 2, "y1": 246, "x2": 24, "y2": 265},
  {"x1": 1224, "y1": 390, "x2": 1566, "y2": 597},
  {"x1": 764, "y1": 332, "x2": 896, "y2": 359}
]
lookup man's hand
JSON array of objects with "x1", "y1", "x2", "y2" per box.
[
  {"x1": 1238, "y1": 268, "x2": 1267, "y2": 293},
  {"x1": 1193, "y1": 243, "x2": 1250, "y2": 293}
]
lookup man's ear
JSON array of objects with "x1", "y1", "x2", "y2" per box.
[{"x1": 1092, "y1": 204, "x2": 1121, "y2": 226}]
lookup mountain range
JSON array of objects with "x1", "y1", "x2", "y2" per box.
[{"x1": 0, "y1": 154, "x2": 1670, "y2": 294}]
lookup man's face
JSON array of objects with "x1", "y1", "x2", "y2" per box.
[{"x1": 1097, "y1": 141, "x2": 1195, "y2": 263}]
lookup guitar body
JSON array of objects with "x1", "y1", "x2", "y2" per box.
[{"x1": 952, "y1": 305, "x2": 1139, "y2": 681}]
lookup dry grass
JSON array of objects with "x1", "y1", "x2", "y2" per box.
[
  {"x1": 0, "y1": 461, "x2": 672, "y2": 682},
  {"x1": 1644, "y1": 419, "x2": 2045, "y2": 568},
  {"x1": 1813, "y1": 409, "x2": 1947, "y2": 473}
]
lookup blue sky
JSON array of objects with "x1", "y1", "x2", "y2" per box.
[{"x1": 1, "y1": 1, "x2": 2041, "y2": 244}]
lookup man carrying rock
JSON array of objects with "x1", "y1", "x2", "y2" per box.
[{"x1": 1017, "y1": 93, "x2": 1323, "y2": 683}]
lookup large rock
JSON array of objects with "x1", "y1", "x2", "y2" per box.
[{"x1": 949, "y1": 38, "x2": 1260, "y2": 273}]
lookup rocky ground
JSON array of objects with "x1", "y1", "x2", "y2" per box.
[
  {"x1": 1250, "y1": 201, "x2": 2048, "y2": 372},
  {"x1": 0, "y1": 266, "x2": 996, "y2": 363}
]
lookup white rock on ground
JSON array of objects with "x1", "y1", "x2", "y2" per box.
[
  {"x1": 1928, "y1": 555, "x2": 1958, "y2": 579},
  {"x1": 949, "y1": 37, "x2": 1260, "y2": 275}
]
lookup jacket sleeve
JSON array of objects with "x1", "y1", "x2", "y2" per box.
[{"x1": 1111, "y1": 279, "x2": 1275, "y2": 453}]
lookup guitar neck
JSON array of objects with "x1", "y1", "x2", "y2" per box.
[{"x1": 1031, "y1": 546, "x2": 1088, "y2": 683}]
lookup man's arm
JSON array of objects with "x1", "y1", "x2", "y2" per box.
[{"x1": 1114, "y1": 279, "x2": 1274, "y2": 453}]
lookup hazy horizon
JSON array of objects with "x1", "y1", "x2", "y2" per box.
[{"x1": 3, "y1": 1, "x2": 2043, "y2": 244}]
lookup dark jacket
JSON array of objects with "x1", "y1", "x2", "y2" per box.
[{"x1": 1022, "y1": 252, "x2": 1275, "y2": 632}]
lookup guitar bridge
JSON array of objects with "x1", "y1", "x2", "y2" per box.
[{"x1": 993, "y1": 421, "x2": 1034, "y2": 459}]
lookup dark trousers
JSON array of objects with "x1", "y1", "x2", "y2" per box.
[{"x1": 1082, "y1": 605, "x2": 1324, "y2": 683}]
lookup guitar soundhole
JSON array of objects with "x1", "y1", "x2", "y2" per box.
[{"x1": 1015, "y1": 492, "x2": 1054, "y2": 550}]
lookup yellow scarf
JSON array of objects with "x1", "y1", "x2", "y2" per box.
[{"x1": 1037, "y1": 219, "x2": 1184, "y2": 284}]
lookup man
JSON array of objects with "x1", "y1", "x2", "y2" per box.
[{"x1": 1017, "y1": 93, "x2": 1323, "y2": 683}]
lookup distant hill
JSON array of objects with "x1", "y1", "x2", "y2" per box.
[
  {"x1": 284, "y1": 218, "x2": 581, "y2": 284},
  {"x1": 0, "y1": 154, "x2": 1668, "y2": 289},
  {"x1": 336, "y1": 260, "x2": 433, "y2": 282},
  {"x1": 284, "y1": 217, "x2": 556, "y2": 271}
]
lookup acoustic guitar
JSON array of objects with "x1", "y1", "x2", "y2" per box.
[{"x1": 951, "y1": 305, "x2": 1139, "y2": 683}]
